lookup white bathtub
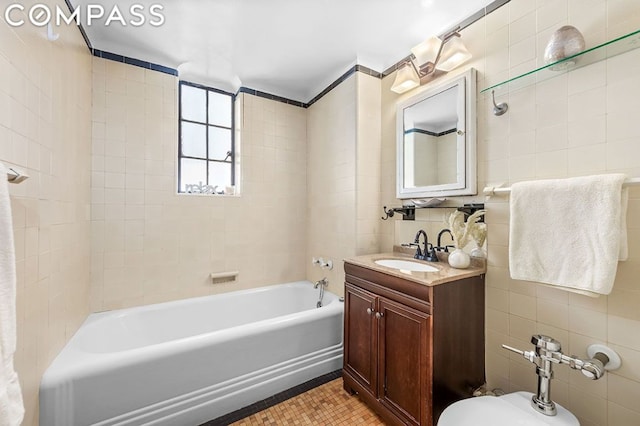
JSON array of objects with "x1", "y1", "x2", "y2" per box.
[{"x1": 40, "y1": 281, "x2": 344, "y2": 426}]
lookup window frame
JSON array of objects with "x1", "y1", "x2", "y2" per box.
[{"x1": 178, "y1": 80, "x2": 235, "y2": 194}]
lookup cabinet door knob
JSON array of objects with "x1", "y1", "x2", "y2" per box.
[
  {"x1": 375, "y1": 312, "x2": 384, "y2": 319},
  {"x1": 366, "y1": 307, "x2": 373, "y2": 315}
]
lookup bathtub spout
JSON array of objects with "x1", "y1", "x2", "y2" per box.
[{"x1": 315, "y1": 278, "x2": 328, "y2": 308}]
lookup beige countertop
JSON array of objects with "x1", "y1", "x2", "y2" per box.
[{"x1": 344, "y1": 247, "x2": 486, "y2": 287}]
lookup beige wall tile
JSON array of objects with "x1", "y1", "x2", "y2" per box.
[
  {"x1": 509, "y1": 315, "x2": 537, "y2": 343},
  {"x1": 608, "y1": 344, "x2": 640, "y2": 383},
  {"x1": 92, "y1": 63, "x2": 308, "y2": 308},
  {"x1": 382, "y1": 3, "x2": 640, "y2": 423},
  {"x1": 608, "y1": 373, "x2": 640, "y2": 414},
  {"x1": 486, "y1": 307, "x2": 510, "y2": 335},
  {"x1": 4, "y1": 1, "x2": 639, "y2": 425},
  {"x1": 567, "y1": 385, "x2": 608, "y2": 426},
  {"x1": 609, "y1": 401, "x2": 640, "y2": 425},
  {"x1": 510, "y1": 12, "x2": 536, "y2": 44},
  {"x1": 1, "y1": 4, "x2": 92, "y2": 424},
  {"x1": 609, "y1": 316, "x2": 640, "y2": 351},
  {"x1": 537, "y1": 298, "x2": 569, "y2": 329},
  {"x1": 487, "y1": 286, "x2": 510, "y2": 312},
  {"x1": 569, "y1": 306, "x2": 608, "y2": 341},
  {"x1": 536, "y1": 0, "x2": 568, "y2": 33},
  {"x1": 509, "y1": 292, "x2": 537, "y2": 320}
]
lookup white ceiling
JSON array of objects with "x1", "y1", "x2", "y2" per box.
[{"x1": 72, "y1": 0, "x2": 493, "y2": 103}]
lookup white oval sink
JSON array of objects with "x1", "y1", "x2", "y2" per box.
[{"x1": 374, "y1": 259, "x2": 438, "y2": 272}]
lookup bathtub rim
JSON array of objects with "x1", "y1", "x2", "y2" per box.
[{"x1": 41, "y1": 280, "x2": 343, "y2": 386}]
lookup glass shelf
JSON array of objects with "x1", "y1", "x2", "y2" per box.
[{"x1": 480, "y1": 29, "x2": 640, "y2": 94}]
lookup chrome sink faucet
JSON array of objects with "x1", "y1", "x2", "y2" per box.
[
  {"x1": 413, "y1": 230, "x2": 438, "y2": 262},
  {"x1": 503, "y1": 335, "x2": 612, "y2": 416}
]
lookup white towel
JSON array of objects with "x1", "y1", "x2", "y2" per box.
[
  {"x1": 509, "y1": 174, "x2": 628, "y2": 297},
  {"x1": 0, "y1": 163, "x2": 24, "y2": 426}
]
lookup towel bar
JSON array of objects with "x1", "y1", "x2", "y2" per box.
[
  {"x1": 483, "y1": 177, "x2": 640, "y2": 196},
  {"x1": 6, "y1": 168, "x2": 29, "y2": 184}
]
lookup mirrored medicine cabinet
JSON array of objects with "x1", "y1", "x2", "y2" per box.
[{"x1": 396, "y1": 68, "x2": 476, "y2": 199}]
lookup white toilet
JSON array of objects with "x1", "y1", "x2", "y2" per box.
[{"x1": 437, "y1": 392, "x2": 580, "y2": 426}]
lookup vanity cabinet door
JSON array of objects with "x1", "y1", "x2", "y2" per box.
[
  {"x1": 344, "y1": 283, "x2": 377, "y2": 394},
  {"x1": 377, "y1": 298, "x2": 431, "y2": 426}
]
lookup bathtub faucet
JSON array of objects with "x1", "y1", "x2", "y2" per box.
[
  {"x1": 314, "y1": 278, "x2": 328, "y2": 289},
  {"x1": 315, "y1": 278, "x2": 328, "y2": 308}
]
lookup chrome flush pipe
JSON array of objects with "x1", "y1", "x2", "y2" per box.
[{"x1": 502, "y1": 335, "x2": 619, "y2": 416}]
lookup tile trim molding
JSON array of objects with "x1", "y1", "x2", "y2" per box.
[
  {"x1": 237, "y1": 87, "x2": 306, "y2": 108},
  {"x1": 62, "y1": 0, "x2": 179, "y2": 76},
  {"x1": 68, "y1": 0, "x2": 510, "y2": 107},
  {"x1": 92, "y1": 49, "x2": 179, "y2": 76},
  {"x1": 304, "y1": 64, "x2": 381, "y2": 108},
  {"x1": 200, "y1": 370, "x2": 343, "y2": 425},
  {"x1": 238, "y1": 64, "x2": 381, "y2": 109}
]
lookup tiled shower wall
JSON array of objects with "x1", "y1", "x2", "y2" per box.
[
  {"x1": 306, "y1": 72, "x2": 381, "y2": 296},
  {"x1": 307, "y1": 74, "x2": 357, "y2": 295},
  {"x1": 0, "y1": 7, "x2": 92, "y2": 425},
  {"x1": 382, "y1": 0, "x2": 640, "y2": 424},
  {"x1": 90, "y1": 58, "x2": 307, "y2": 311},
  {"x1": 355, "y1": 74, "x2": 383, "y2": 259}
]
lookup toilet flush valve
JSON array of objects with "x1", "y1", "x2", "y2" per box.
[{"x1": 502, "y1": 335, "x2": 621, "y2": 417}]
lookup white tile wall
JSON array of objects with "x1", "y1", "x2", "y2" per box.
[
  {"x1": 382, "y1": 1, "x2": 640, "y2": 424},
  {"x1": 306, "y1": 72, "x2": 382, "y2": 296},
  {"x1": 3, "y1": 1, "x2": 638, "y2": 424},
  {"x1": 0, "y1": 6, "x2": 92, "y2": 424},
  {"x1": 91, "y1": 60, "x2": 308, "y2": 310}
]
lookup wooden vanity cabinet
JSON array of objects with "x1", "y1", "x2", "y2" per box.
[{"x1": 343, "y1": 262, "x2": 485, "y2": 426}]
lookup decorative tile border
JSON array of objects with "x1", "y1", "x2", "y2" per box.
[
  {"x1": 200, "y1": 369, "x2": 343, "y2": 425},
  {"x1": 62, "y1": 0, "x2": 179, "y2": 76},
  {"x1": 92, "y1": 49, "x2": 179, "y2": 76},
  {"x1": 237, "y1": 87, "x2": 306, "y2": 108},
  {"x1": 67, "y1": 0, "x2": 510, "y2": 106},
  {"x1": 304, "y1": 64, "x2": 382, "y2": 108}
]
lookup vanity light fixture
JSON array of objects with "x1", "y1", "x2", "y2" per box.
[
  {"x1": 390, "y1": 61, "x2": 420, "y2": 94},
  {"x1": 410, "y1": 35, "x2": 442, "y2": 74},
  {"x1": 391, "y1": 29, "x2": 472, "y2": 94},
  {"x1": 435, "y1": 34, "x2": 472, "y2": 72}
]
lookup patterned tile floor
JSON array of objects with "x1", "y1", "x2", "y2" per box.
[{"x1": 231, "y1": 379, "x2": 386, "y2": 425}]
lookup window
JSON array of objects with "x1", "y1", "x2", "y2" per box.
[{"x1": 178, "y1": 81, "x2": 235, "y2": 194}]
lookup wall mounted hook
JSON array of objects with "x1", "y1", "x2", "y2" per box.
[
  {"x1": 381, "y1": 205, "x2": 415, "y2": 221},
  {"x1": 46, "y1": 22, "x2": 59, "y2": 41},
  {"x1": 491, "y1": 90, "x2": 508, "y2": 116}
]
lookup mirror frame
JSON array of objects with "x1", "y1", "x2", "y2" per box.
[{"x1": 396, "y1": 68, "x2": 476, "y2": 199}]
